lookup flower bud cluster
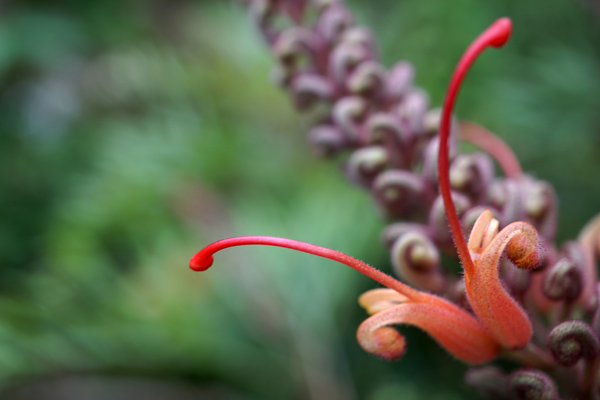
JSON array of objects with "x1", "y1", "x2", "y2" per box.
[
  {"x1": 242, "y1": 1, "x2": 600, "y2": 398},
  {"x1": 245, "y1": 0, "x2": 558, "y2": 296}
]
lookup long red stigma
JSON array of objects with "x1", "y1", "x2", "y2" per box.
[{"x1": 438, "y1": 18, "x2": 512, "y2": 275}]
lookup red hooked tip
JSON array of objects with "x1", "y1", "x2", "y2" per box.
[
  {"x1": 485, "y1": 17, "x2": 512, "y2": 48},
  {"x1": 190, "y1": 251, "x2": 214, "y2": 271}
]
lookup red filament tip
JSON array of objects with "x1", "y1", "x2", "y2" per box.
[{"x1": 438, "y1": 18, "x2": 512, "y2": 275}]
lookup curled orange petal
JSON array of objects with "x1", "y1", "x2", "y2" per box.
[
  {"x1": 357, "y1": 298, "x2": 499, "y2": 364},
  {"x1": 466, "y1": 220, "x2": 543, "y2": 349},
  {"x1": 359, "y1": 288, "x2": 409, "y2": 315}
]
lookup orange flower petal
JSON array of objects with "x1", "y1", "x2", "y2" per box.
[
  {"x1": 357, "y1": 298, "x2": 499, "y2": 364},
  {"x1": 466, "y1": 220, "x2": 542, "y2": 349}
]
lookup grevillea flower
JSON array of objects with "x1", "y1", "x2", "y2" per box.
[
  {"x1": 189, "y1": 18, "x2": 543, "y2": 365},
  {"x1": 437, "y1": 17, "x2": 544, "y2": 350}
]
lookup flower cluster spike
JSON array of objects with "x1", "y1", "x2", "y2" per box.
[{"x1": 191, "y1": 2, "x2": 600, "y2": 398}]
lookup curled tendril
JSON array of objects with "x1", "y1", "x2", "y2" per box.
[
  {"x1": 373, "y1": 169, "x2": 429, "y2": 218},
  {"x1": 390, "y1": 231, "x2": 444, "y2": 292},
  {"x1": 547, "y1": 320, "x2": 600, "y2": 367},
  {"x1": 345, "y1": 146, "x2": 388, "y2": 187},
  {"x1": 509, "y1": 370, "x2": 559, "y2": 400},
  {"x1": 542, "y1": 257, "x2": 583, "y2": 302}
]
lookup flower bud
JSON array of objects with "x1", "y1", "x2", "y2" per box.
[
  {"x1": 521, "y1": 178, "x2": 557, "y2": 241},
  {"x1": 385, "y1": 61, "x2": 415, "y2": 101},
  {"x1": 509, "y1": 370, "x2": 558, "y2": 400},
  {"x1": 366, "y1": 113, "x2": 405, "y2": 144},
  {"x1": 381, "y1": 223, "x2": 430, "y2": 249},
  {"x1": 396, "y1": 89, "x2": 429, "y2": 135},
  {"x1": 340, "y1": 27, "x2": 374, "y2": 49},
  {"x1": 503, "y1": 259, "x2": 531, "y2": 295},
  {"x1": 390, "y1": 231, "x2": 444, "y2": 292},
  {"x1": 542, "y1": 257, "x2": 582, "y2": 301},
  {"x1": 290, "y1": 73, "x2": 334, "y2": 110},
  {"x1": 316, "y1": 3, "x2": 354, "y2": 44},
  {"x1": 373, "y1": 170, "x2": 429, "y2": 218},
  {"x1": 308, "y1": 125, "x2": 347, "y2": 157},
  {"x1": 422, "y1": 107, "x2": 444, "y2": 137},
  {"x1": 332, "y1": 96, "x2": 367, "y2": 141},
  {"x1": 421, "y1": 132, "x2": 458, "y2": 184},
  {"x1": 347, "y1": 60, "x2": 385, "y2": 97},
  {"x1": 329, "y1": 42, "x2": 370, "y2": 85},
  {"x1": 366, "y1": 113, "x2": 407, "y2": 167},
  {"x1": 345, "y1": 146, "x2": 388, "y2": 187},
  {"x1": 273, "y1": 28, "x2": 318, "y2": 67},
  {"x1": 465, "y1": 367, "x2": 509, "y2": 400},
  {"x1": 488, "y1": 178, "x2": 524, "y2": 226},
  {"x1": 547, "y1": 320, "x2": 600, "y2": 367},
  {"x1": 449, "y1": 153, "x2": 494, "y2": 201},
  {"x1": 429, "y1": 191, "x2": 470, "y2": 247}
]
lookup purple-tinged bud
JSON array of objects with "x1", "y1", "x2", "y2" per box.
[
  {"x1": 542, "y1": 257, "x2": 582, "y2": 302},
  {"x1": 316, "y1": 3, "x2": 354, "y2": 44},
  {"x1": 329, "y1": 42, "x2": 370, "y2": 85},
  {"x1": 308, "y1": 125, "x2": 347, "y2": 157},
  {"x1": 503, "y1": 259, "x2": 531, "y2": 295},
  {"x1": 340, "y1": 26, "x2": 374, "y2": 50},
  {"x1": 465, "y1": 367, "x2": 509, "y2": 400},
  {"x1": 366, "y1": 113, "x2": 407, "y2": 167},
  {"x1": 366, "y1": 113, "x2": 405, "y2": 145},
  {"x1": 332, "y1": 96, "x2": 367, "y2": 142},
  {"x1": 547, "y1": 321, "x2": 600, "y2": 367},
  {"x1": 422, "y1": 108, "x2": 443, "y2": 137},
  {"x1": 345, "y1": 146, "x2": 388, "y2": 187},
  {"x1": 429, "y1": 192, "x2": 470, "y2": 247},
  {"x1": 509, "y1": 370, "x2": 559, "y2": 400},
  {"x1": 390, "y1": 231, "x2": 444, "y2": 292},
  {"x1": 373, "y1": 170, "x2": 428, "y2": 219},
  {"x1": 488, "y1": 178, "x2": 524, "y2": 227},
  {"x1": 290, "y1": 73, "x2": 334, "y2": 110},
  {"x1": 385, "y1": 62, "x2": 415, "y2": 101},
  {"x1": 421, "y1": 137, "x2": 443, "y2": 183},
  {"x1": 381, "y1": 223, "x2": 430, "y2": 249},
  {"x1": 563, "y1": 241, "x2": 587, "y2": 273},
  {"x1": 450, "y1": 153, "x2": 494, "y2": 202},
  {"x1": 521, "y1": 178, "x2": 557, "y2": 241},
  {"x1": 347, "y1": 60, "x2": 385, "y2": 97},
  {"x1": 396, "y1": 89, "x2": 429, "y2": 136},
  {"x1": 273, "y1": 28, "x2": 319, "y2": 67},
  {"x1": 422, "y1": 129, "x2": 458, "y2": 184}
]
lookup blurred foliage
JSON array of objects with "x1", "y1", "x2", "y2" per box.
[{"x1": 0, "y1": 0, "x2": 599, "y2": 399}]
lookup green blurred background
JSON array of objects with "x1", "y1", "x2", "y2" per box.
[{"x1": 0, "y1": 0, "x2": 599, "y2": 399}]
